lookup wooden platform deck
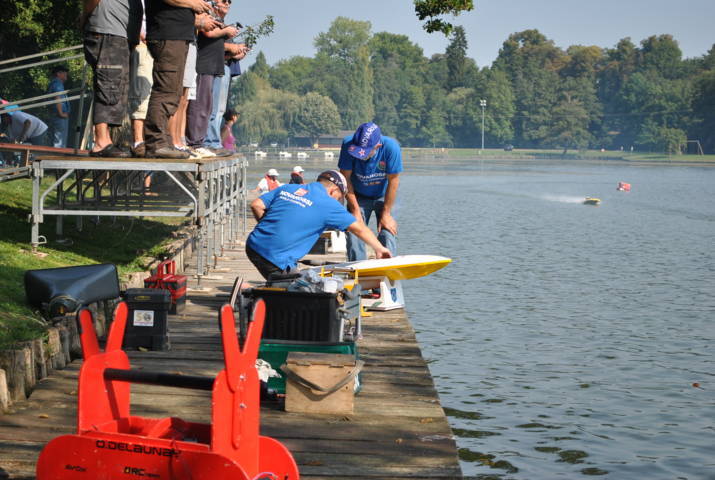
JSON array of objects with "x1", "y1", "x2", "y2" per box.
[{"x1": 0, "y1": 232, "x2": 462, "y2": 479}]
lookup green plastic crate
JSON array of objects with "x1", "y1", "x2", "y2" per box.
[{"x1": 259, "y1": 341, "x2": 359, "y2": 394}]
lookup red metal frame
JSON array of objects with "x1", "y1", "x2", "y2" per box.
[{"x1": 36, "y1": 300, "x2": 299, "y2": 480}]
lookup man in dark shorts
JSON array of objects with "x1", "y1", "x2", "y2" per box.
[
  {"x1": 143, "y1": 0, "x2": 211, "y2": 159},
  {"x1": 81, "y1": 0, "x2": 143, "y2": 157}
]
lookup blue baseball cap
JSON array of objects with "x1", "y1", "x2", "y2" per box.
[{"x1": 347, "y1": 122, "x2": 382, "y2": 160}]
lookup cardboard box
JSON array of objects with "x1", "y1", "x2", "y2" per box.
[{"x1": 282, "y1": 352, "x2": 363, "y2": 415}]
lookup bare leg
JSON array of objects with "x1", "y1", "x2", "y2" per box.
[
  {"x1": 92, "y1": 123, "x2": 112, "y2": 152},
  {"x1": 132, "y1": 119, "x2": 145, "y2": 145},
  {"x1": 170, "y1": 87, "x2": 190, "y2": 148}
]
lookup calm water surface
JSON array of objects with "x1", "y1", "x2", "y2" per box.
[{"x1": 397, "y1": 159, "x2": 715, "y2": 479}]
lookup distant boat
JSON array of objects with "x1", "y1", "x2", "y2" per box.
[{"x1": 583, "y1": 197, "x2": 601, "y2": 205}]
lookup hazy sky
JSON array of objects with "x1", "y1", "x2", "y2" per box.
[{"x1": 226, "y1": 0, "x2": 714, "y2": 67}]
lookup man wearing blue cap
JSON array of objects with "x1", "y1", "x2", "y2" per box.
[
  {"x1": 338, "y1": 122, "x2": 402, "y2": 261},
  {"x1": 246, "y1": 169, "x2": 392, "y2": 280}
]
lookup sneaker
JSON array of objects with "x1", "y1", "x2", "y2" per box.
[
  {"x1": 192, "y1": 147, "x2": 216, "y2": 158},
  {"x1": 207, "y1": 147, "x2": 232, "y2": 157},
  {"x1": 146, "y1": 146, "x2": 190, "y2": 159},
  {"x1": 186, "y1": 147, "x2": 203, "y2": 160}
]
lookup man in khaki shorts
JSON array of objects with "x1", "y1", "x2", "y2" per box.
[{"x1": 128, "y1": 1, "x2": 152, "y2": 158}]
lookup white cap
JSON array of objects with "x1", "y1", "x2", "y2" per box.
[
  {"x1": 267, "y1": 168, "x2": 279, "y2": 176},
  {"x1": 292, "y1": 165, "x2": 304, "y2": 173}
]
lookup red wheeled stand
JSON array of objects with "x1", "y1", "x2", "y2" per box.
[{"x1": 36, "y1": 299, "x2": 299, "y2": 480}]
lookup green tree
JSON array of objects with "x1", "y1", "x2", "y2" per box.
[
  {"x1": 482, "y1": 68, "x2": 515, "y2": 145},
  {"x1": 545, "y1": 90, "x2": 592, "y2": 154},
  {"x1": 640, "y1": 34, "x2": 683, "y2": 79},
  {"x1": 1, "y1": 1, "x2": 83, "y2": 107},
  {"x1": 269, "y1": 56, "x2": 320, "y2": 94},
  {"x1": 294, "y1": 92, "x2": 341, "y2": 146},
  {"x1": 414, "y1": 0, "x2": 474, "y2": 35},
  {"x1": 691, "y1": 70, "x2": 715, "y2": 152},
  {"x1": 314, "y1": 17, "x2": 374, "y2": 128},
  {"x1": 250, "y1": 51, "x2": 271, "y2": 79},
  {"x1": 493, "y1": 29, "x2": 564, "y2": 147},
  {"x1": 369, "y1": 32, "x2": 427, "y2": 137},
  {"x1": 446, "y1": 26, "x2": 468, "y2": 89},
  {"x1": 637, "y1": 121, "x2": 687, "y2": 154}
]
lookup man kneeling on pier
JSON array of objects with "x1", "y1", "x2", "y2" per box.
[{"x1": 246, "y1": 169, "x2": 391, "y2": 280}]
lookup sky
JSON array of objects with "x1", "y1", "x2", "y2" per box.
[{"x1": 226, "y1": 0, "x2": 715, "y2": 67}]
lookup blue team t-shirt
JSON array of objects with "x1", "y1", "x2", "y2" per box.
[
  {"x1": 246, "y1": 183, "x2": 357, "y2": 270},
  {"x1": 338, "y1": 135, "x2": 402, "y2": 199},
  {"x1": 48, "y1": 78, "x2": 70, "y2": 114}
]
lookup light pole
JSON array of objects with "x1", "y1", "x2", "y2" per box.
[{"x1": 480, "y1": 99, "x2": 487, "y2": 152}]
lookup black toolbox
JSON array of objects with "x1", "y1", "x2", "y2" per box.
[
  {"x1": 123, "y1": 288, "x2": 171, "y2": 351},
  {"x1": 243, "y1": 288, "x2": 359, "y2": 343}
]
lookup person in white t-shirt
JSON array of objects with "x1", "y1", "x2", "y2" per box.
[{"x1": 0, "y1": 110, "x2": 49, "y2": 145}]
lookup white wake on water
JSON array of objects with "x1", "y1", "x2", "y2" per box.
[{"x1": 541, "y1": 194, "x2": 586, "y2": 204}]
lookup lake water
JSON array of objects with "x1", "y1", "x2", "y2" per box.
[
  {"x1": 397, "y1": 158, "x2": 715, "y2": 479},
  {"x1": 247, "y1": 155, "x2": 714, "y2": 479}
]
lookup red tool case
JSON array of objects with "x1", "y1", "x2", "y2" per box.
[{"x1": 144, "y1": 260, "x2": 187, "y2": 314}]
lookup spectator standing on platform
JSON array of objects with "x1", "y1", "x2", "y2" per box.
[
  {"x1": 1, "y1": 110, "x2": 48, "y2": 146},
  {"x1": 185, "y1": 0, "x2": 237, "y2": 158},
  {"x1": 128, "y1": 0, "x2": 152, "y2": 157},
  {"x1": 289, "y1": 165, "x2": 304, "y2": 184},
  {"x1": 81, "y1": 0, "x2": 143, "y2": 158},
  {"x1": 339, "y1": 122, "x2": 402, "y2": 261},
  {"x1": 143, "y1": 0, "x2": 211, "y2": 159},
  {"x1": 205, "y1": 0, "x2": 248, "y2": 153},
  {"x1": 246, "y1": 170, "x2": 391, "y2": 280},
  {"x1": 220, "y1": 108, "x2": 237, "y2": 151},
  {"x1": 167, "y1": 12, "x2": 219, "y2": 156},
  {"x1": 253, "y1": 168, "x2": 281, "y2": 194},
  {"x1": 47, "y1": 65, "x2": 70, "y2": 148}
]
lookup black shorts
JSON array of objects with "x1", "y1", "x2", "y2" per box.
[{"x1": 83, "y1": 32, "x2": 131, "y2": 126}]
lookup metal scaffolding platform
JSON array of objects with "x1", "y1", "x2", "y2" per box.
[{"x1": 30, "y1": 155, "x2": 248, "y2": 282}]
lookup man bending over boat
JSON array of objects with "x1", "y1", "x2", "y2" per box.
[
  {"x1": 246, "y1": 169, "x2": 391, "y2": 280},
  {"x1": 339, "y1": 122, "x2": 402, "y2": 261}
]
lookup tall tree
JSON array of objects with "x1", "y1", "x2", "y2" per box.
[
  {"x1": 269, "y1": 56, "x2": 320, "y2": 95},
  {"x1": 314, "y1": 17, "x2": 374, "y2": 128},
  {"x1": 369, "y1": 32, "x2": 427, "y2": 137},
  {"x1": 446, "y1": 26, "x2": 468, "y2": 90},
  {"x1": 293, "y1": 92, "x2": 341, "y2": 146},
  {"x1": 640, "y1": 34, "x2": 683, "y2": 79},
  {"x1": 493, "y1": 29, "x2": 563, "y2": 147},
  {"x1": 481, "y1": 68, "x2": 515, "y2": 145}
]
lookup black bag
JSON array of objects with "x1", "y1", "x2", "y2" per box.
[{"x1": 24, "y1": 264, "x2": 120, "y2": 319}]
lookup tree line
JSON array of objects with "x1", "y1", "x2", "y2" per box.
[
  {"x1": 2, "y1": 3, "x2": 713, "y2": 154},
  {"x1": 231, "y1": 18, "x2": 715, "y2": 154}
]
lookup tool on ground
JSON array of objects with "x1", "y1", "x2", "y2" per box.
[{"x1": 36, "y1": 298, "x2": 300, "y2": 480}]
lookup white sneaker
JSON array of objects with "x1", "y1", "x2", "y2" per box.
[
  {"x1": 184, "y1": 146, "x2": 202, "y2": 159},
  {"x1": 193, "y1": 147, "x2": 216, "y2": 158}
]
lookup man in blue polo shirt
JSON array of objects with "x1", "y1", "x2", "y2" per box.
[
  {"x1": 246, "y1": 169, "x2": 392, "y2": 280},
  {"x1": 338, "y1": 122, "x2": 402, "y2": 261}
]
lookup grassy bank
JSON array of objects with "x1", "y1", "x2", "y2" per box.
[{"x1": 0, "y1": 178, "x2": 186, "y2": 349}]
